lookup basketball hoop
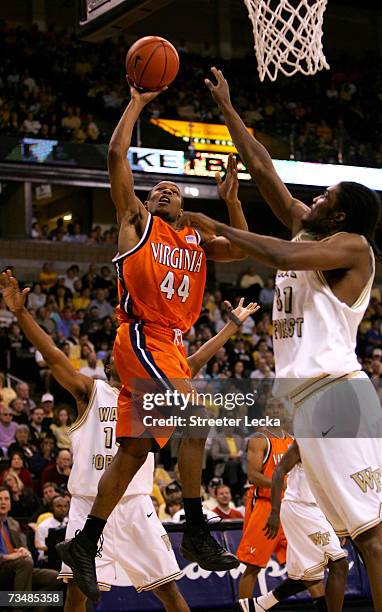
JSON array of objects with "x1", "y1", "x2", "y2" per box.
[{"x1": 243, "y1": 0, "x2": 330, "y2": 82}]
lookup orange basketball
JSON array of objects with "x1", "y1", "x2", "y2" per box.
[{"x1": 126, "y1": 36, "x2": 179, "y2": 91}]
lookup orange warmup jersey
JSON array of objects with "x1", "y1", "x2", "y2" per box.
[
  {"x1": 237, "y1": 432, "x2": 293, "y2": 567},
  {"x1": 114, "y1": 213, "x2": 206, "y2": 333},
  {"x1": 112, "y1": 213, "x2": 207, "y2": 448}
]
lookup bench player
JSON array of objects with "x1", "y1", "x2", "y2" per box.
[
  {"x1": 57, "y1": 84, "x2": 250, "y2": 600},
  {"x1": 236, "y1": 411, "x2": 293, "y2": 598},
  {"x1": 0, "y1": 270, "x2": 259, "y2": 610},
  {"x1": 239, "y1": 440, "x2": 348, "y2": 612},
  {"x1": 182, "y1": 67, "x2": 382, "y2": 611}
]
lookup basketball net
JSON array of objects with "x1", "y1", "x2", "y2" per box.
[{"x1": 244, "y1": 0, "x2": 330, "y2": 81}]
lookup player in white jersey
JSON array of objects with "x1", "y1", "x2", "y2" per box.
[
  {"x1": 0, "y1": 269, "x2": 259, "y2": 611},
  {"x1": 240, "y1": 440, "x2": 348, "y2": 612},
  {"x1": 180, "y1": 68, "x2": 382, "y2": 611}
]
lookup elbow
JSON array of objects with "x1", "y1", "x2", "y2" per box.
[{"x1": 108, "y1": 144, "x2": 125, "y2": 161}]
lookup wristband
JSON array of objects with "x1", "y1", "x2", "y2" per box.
[{"x1": 227, "y1": 309, "x2": 242, "y2": 327}]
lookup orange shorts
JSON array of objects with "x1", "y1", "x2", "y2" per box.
[
  {"x1": 237, "y1": 492, "x2": 287, "y2": 567},
  {"x1": 114, "y1": 321, "x2": 193, "y2": 449}
]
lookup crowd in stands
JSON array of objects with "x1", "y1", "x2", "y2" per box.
[
  {"x1": 30, "y1": 216, "x2": 118, "y2": 247},
  {"x1": 0, "y1": 24, "x2": 381, "y2": 166}
]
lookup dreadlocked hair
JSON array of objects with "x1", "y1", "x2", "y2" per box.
[{"x1": 336, "y1": 182, "x2": 382, "y2": 259}]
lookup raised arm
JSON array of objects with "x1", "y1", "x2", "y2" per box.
[
  {"x1": 187, "y1": 298, "x2": 259, "y2": 377},
  {"x1": 180, "y1": 212, "x2": 370, "y2": 273},
  {"x1": 203, "y1": 153, "x2": 248, "y2": 261},
  {"x1": 0, "y1": 272, "x2": 93, "y2": 405},
  {"x1": 108, "y1": 85, "x2": 164, "y2": 254},
  {"x1": 205, "y1": 68, "x2": 309, "y2": 234},
  {"x1": 263, "y1": 440, "x2": 300, "y2": 540}
]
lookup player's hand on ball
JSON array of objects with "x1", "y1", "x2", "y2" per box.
[
  {"x1": 216, "y1": 153, "x2": 239, "y2": 205},
  {"x1": 263, "y1": 510, "x2": 280, "y2": 540},
  {"x1": 0, "y1": 270, "x2": 29, "y2": 313},
  {"x1": 127, "y1": 78, "x2": 168, "y2": 107},
  {"x1": 224, "y1": 298, "x2": 260, "y2": 325},
  {"x1": 205, "y1": 67, "x2": 231, "y2": 107}
]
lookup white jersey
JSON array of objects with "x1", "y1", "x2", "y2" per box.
[
  {"x1": 283, "y1": 463, "x2": 316, "y2": 505},
  {"x1": 68, "y1": 380, "x2": 154, "y2": 497},
  {"x1": 273, "y1": 231, "x2": 374, "y2": 397}
]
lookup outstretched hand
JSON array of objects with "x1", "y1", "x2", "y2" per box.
[
  {"x1": 224, "y1": 298, "x2": 260, "y2": 324},
  {"x1": 216, "y1": 153, "x2": 239, "y2": 205},
  {"x1": 205, "y1": 67, "x2": 231, "y2": 107},
  {"x1": 127, "y1": 77, "x2": 168, "y2": 107},
  {"x1": 0, "y1": 270, "x2": 29, "y2": 313}
]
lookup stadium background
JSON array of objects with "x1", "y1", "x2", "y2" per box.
[{"x1": 0, "y1": 0, "x2": 381, "y2": 610}]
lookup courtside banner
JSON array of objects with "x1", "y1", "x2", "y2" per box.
[{"x1": 96, "y1": 531, "x2": 363, "y2": 611}]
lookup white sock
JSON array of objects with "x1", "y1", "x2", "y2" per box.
[{"x1": 256, "y1": 591, "x2": 279, "y2": 609}]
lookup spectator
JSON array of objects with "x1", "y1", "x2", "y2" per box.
[
  {"x1": 56, "y1": 306, "x2": 76, "y2": 338},
  {"x1": 63, "y1": 222, "x2": 87, "y2": 244},
  {"x1": 79, "y1": 351, "x2": 107, "y2": 380},
  {"x1": 38, "y1": 263, "x2": 57, "y2": 291},
  {"x1": 259, "y1": 276, "x2": 275, "y2": 307},
  {"x1": 28, "y1": 437, "x2": 56, "y2": 478},
  {"x1": 239, "y1": 267, "x2": 264, "y2": 290},
  {"x1": 21, "y1": 111, "x2": 41, "y2": 136},
  {"x1": 211, "y1": 430, "x2": 246, "y2": 496},
  {"x1": 365, "y1": 318, "x2": 382, "y2": 350},
  {"x1": 15, "y1": 382, "x2": 36, "y2": 415},
  {"x1": 3, "y1": 472, "x2": 40, "y2": 519},
  {"x1": 0, "y1": 405, "x2": 18, "y2": 455},
  {"x1": 40, "y1": 449, "x2": 72, "y2": 490},
  {"x1": 0, "y1": 297, "x2": 15, "y2": 328},
  {"x1": 50, "y1": 407, "x2": 72, "y2": 450},
  {"x1": 150, "y1": 495, "x2": 160, "y2": 517},
  {"x1": 35, "y1": 495, "x2": 69, "y2": 562},
  {"x1": 0, "y1": 374, "x2": 16, "y2": 408},
  {"x1": 0, "y1": 487, "x2": 58, "y2": 591},
  {"x1": 36, "y1": 306, "x2": 56, "y2": 335},
  {"x1": 31, "y1": 481, "x2": 59, "y2": 522},
  {"x1": 29, "y1": 406, "x2": 50, "y2": 447},
  {"x1": 48, "y1": 219, "x2": 64, "y2": 242},
  {"x1": 89, "y1": 288, "x2": 114, "y2": 319},
  {"x1": 27, "y1": 284, "x2": 46, "y2": 311},
  {"x1": 211, "y1": 485, "x2": 243, "y2": 520},
  {"x1": 9, "y1": 398, "x2": 29, "y2": 426},
  {"x1": 40, "y1": 394, "x2": 54, "y2": 429},
  {"x1": 2, "y1": 451, "x2": 33, "y2": 489},
  {"x1": 250, "y1": 356, "x2": 275, "y2": 379},
  {"x1": 203, "y1": 476, "x2": 223, "y2": 510}
]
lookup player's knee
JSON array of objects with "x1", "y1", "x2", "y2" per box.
[
  {"x1": 356, "y1": 526, "x2": 382, "y2": 560},
  {"x1": 328, "y1": 557, "x2": 349, "y2": 577}
]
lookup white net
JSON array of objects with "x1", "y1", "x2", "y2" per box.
[{"x1": 244, "y1": 0, "x2": 330, "y2": 82}]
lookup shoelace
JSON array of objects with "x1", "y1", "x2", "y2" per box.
[
  {"x1": 95, "y1": 534, "x2": 104, "y2": 559},
  {"x1": 74, "y1": 529, "x2": 104, "y2": 559}
]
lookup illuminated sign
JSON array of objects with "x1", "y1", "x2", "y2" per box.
[
  {"x1": 128, "y1": 147, "x2": 184, "y2": 174},
  {"x1": 150, "y1": 119, "x2": 253, "y2": 153}
]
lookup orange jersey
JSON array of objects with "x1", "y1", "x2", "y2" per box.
[
  {"x1": 113, "y1": 214, "x2": 206, "y2": 333},
  {"x1": 252, "y1": 432, "x2": 293, "y2": 500}
]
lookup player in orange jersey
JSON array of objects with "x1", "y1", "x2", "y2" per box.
[
  {"x1": 237, "y1": 401, "x2": 293, "y2": 598},
  {"x1": 57, "y1": 84, "x2": 249, "y2": 602}
]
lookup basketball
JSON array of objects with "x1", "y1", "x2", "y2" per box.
[{"x1": 125, "y1": 36, "x2": 179, "y2": 91}]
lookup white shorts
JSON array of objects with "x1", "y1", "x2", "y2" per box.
[
  {"x1": 294, "y1": 374, "x2": 382, "y2": 539},
  {"x1": 281, "y1": 500, "x2": 347, "y2": 581},
  {"x1": 58, "y1": 495, "x2": 182, "y2": 592}
]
